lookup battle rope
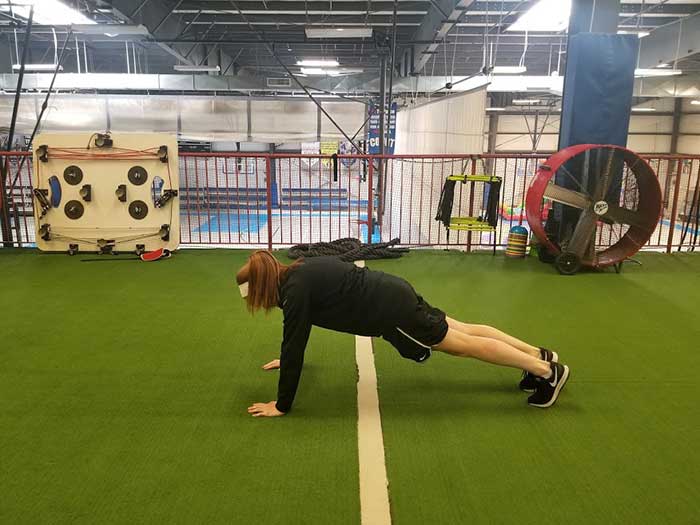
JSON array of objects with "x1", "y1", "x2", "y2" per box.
[{"x1": 287, "y1": 237, "x2": 409, "y2": 261}]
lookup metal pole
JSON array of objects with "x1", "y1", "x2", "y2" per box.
[
  {"x1": 125, "y1": 41, "x2": 130, "y2": 74},
  {"x1": 386, "y1": 0, "x2": 398, "y2": 144},
  {"x1": 532, "y1": 111, "x2": 539, "y2": 151},
  {"x1": 377, "y1": 55, "x2": 387, "y2": 217},
  {"x1": 1, "y1": 5, "x2": 33, "y2": 247},
  {"x1": 485, "y1": 108, "x2": 499, "y2": 175},
  {"x1": 75, "y1": 35, "x2": 81, "y2": 73},
  {"x1": 265, "y1": 156, "x2": 273, "y2": 250},
  {"x1": 227, "y1": 0, "x2": 361, "y2": 151}
]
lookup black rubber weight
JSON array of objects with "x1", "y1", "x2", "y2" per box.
[
  {"x1": 287, "y1": 238, "x2": 408, "y2": 261},
  {"x1": 63, "y1": 165, "x2": 83, "y2": 185},
  {"x1": 64, "y1": 200, "x2": 84, "y2": 220},
  {"x1": 128, "y1": 166, "x2": 148, "y2": 186},
  {"x1": 128, "y1": 200, "x2": 149, "y2": 220}
]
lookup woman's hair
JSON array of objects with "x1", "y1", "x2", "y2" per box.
[{"x1": 236, "y1": 251, "x2": 302, "y2": 313}]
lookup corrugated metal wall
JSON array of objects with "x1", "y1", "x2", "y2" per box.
[
  {"x1": 491, "y1": 98, "x2": 700, "y2": 154},
  {"x1": 679, "y1": 100, "x2": 700, "y2": 154}
]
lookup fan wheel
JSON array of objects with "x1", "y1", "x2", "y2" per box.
[
  {"x1": 526, "y1": 144, "x2": 662, "y2": 272},
  {"x1": 555, "y1": 252, "x2": 581, "y2": 276}
]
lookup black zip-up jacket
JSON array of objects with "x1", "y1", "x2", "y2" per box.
[{"x1": 275, "y1": 256, "x2": 416, "y2": 413}]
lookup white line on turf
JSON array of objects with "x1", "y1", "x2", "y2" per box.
[{"x1": 354, "y1": 260, "x2": 392, "y2": 525}]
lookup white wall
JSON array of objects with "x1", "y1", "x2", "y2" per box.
[
  {"x1": 395, "y1": 89, "x2": 486, "y2": 154},
  {"x1": 320, "y1": 101, "x2": 366, "y2": 142}
]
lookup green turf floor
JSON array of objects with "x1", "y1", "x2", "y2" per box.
[
  {"x1": 369, "y1": 252, "x2": 699, "y2": 525},
  {"x1": 0, "y1": 249, "x2": 359, "y2": 525}
]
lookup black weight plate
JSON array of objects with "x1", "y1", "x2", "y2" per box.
[
  {"x1": 128, "y1": 200, "x2": 149, "y2": 220},
  {"x1": 64, "y1": 200, "x2": 84, "y2": 220},
  {"x1": 128, "y1": 166, "x2": 148, "y2": 186},
  {"x1": 63, "y1": 165, "x2": 83, "y2": 185}
]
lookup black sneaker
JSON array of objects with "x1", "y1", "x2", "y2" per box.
[
  {"x1": 519, "y1": 348, "x2": 559, "y2": 392},
  {"x1": 527, "y1": 362, "x2": 570, "y2": 408}
]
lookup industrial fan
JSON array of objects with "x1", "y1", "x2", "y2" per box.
[{"x1": 526, "y1": 144, "x2": 662, "y2": 275}]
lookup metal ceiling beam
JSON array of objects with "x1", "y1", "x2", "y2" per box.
[
  {"x1": 103, "y1": 0, "x2": 246, "y2": 71},
  {"x1": 182, "y1": 14, "x2": 425, "y2": 23},
  {"x1": 407, "y1": 0, "x2": 476, "y2": 74},
  {"x1": 175, "y1": 1, "x2": 430, "y2": 12},
  {"x1": 638, "y1": 11, "x2": 700, "y2": 68},
  {"x1": 171, "y1": 0, "x2": 699, "y2": 16}
]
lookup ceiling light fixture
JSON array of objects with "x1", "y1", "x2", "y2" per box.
[
  {"x1": 634, "y1": 69, "x2": 683, "y2": 78},
  {"x1": 632, "y1": 107, "x2": 656, "y2": 112},
  {"x1": 300, "y1": 67, "x2": 363, "y2": 76},
  {"x1": 305, "y1": 27, "x2": 373, "y2": 38},
  {"x1": 491, "y1": 66, "x2": 527, "y2": 75},
  {"x1": 512, "y1": 99, "x2": 542, "y2": 105},
  {"x1": 691, "y1": 100, "x2": 700, "y2": 106},
  {"x1": 486, "y1": 107, "x2": 506, "y2": 112},
  {"x1": 297, "y1": 59, "x2": 340, "y2": 67},
  {"x1": 7, "y1": 0, "x2": 95, "y2": 25},
  {"x1": 618, "y1": 30, "x2": 650, "y2": 38},
  {"x1": 72, "y1": 24, "x2": 149, "y2": 38},
  {"x1": 174, "y1": 65, "x2": 221, "y2": 72},
  {"x1": 507, "y1": 0, "x2": 571, "y2": 32},
  {"x1": 12, "y1": 64, "x2": 63, "y2": 71}
]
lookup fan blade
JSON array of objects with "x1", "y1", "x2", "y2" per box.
[
  {"x1": 544, "y1": 183, "x2": 592, "y2": 210},
  {"x1": 593, "y1": 148, "x2": 617, "y2": 200},
  {"x1": 604, "y1": 205, "x2": 647, "y2": 229},
  {"x1": 567, "y1": 208, "x2": 598, "y2": 257}
]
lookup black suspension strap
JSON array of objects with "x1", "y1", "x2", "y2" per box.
[{"x1": 434, "y1": 179, "x2": 457, "y2": 229}]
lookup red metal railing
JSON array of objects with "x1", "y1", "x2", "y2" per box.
[{"x1": 2, "y1": 151, "x2": 699, "y2": 253}]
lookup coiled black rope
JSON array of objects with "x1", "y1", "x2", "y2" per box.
[{"x1": 287, "y1": 237, "x2": 409, "y2": 261}]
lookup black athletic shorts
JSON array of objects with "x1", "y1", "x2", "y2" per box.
[{"x1": 382, "y1": 295, "x2": 448, "y2": 363}]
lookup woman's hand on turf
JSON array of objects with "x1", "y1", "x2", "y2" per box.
[
  {"x1": 262, "y1": 359, "x2": 281, "y2": 370},
  {"x1": 247, "y1": 401, "x2": 285, "y2": 417}
]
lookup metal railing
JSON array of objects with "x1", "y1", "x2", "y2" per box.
[{"x1": 2, "y1": 151, "x2": 699, "y2": 253}]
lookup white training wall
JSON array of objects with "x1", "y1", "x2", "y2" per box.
[
  {"x1": 385, "y1": 90, "x2": 486, "y2": 245},
  {"x1": 320, "y1": 102, "x2": 367, "y2": 142},
  {"x1": 394, "y1": 89, "x2": 487, "y2": 155},
  {"x1": 251, "y1": 100, "x2": 318, "y2": 142}
]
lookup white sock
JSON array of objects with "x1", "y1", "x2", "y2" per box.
[{"x1": 540, "y1": 367, "x2": 553, "y2": 380}]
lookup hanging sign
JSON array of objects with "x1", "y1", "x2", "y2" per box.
[{"x1": 367, "y1": 101, "x2": 397, "y2": 154}]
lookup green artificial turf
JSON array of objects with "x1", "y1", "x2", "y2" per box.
[
  {"x1": 369, "y1": 252, "x2": 699, "y2": 525},
  {"x1": 0, "y1": 249, "x2": 359, "y2": 525}
]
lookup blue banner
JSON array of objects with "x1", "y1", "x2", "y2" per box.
[{"x1": 367, "y1": 102, "x2": 397, "y2": 154}]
